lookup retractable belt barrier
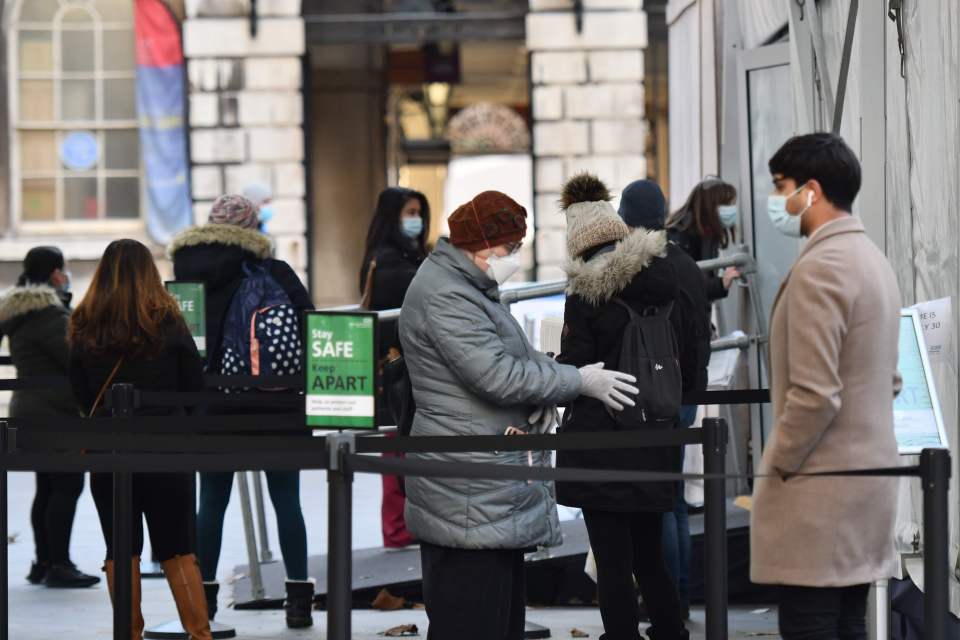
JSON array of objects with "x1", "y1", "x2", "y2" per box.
[{"x1": 0, "y1": 381, "x2": 951, "y2": 640}]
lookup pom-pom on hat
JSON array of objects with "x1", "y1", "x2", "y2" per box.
[
  {"x1": 561, "y1": 173, "x2": 630, "y2": 258},
  {"x1": 448, "y1": 191, "x2": 527, "y2": 251}
]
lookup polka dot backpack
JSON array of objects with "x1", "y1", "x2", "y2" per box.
[{"x1": 218, "y1": 260, "x2": 302, "y2": 391}]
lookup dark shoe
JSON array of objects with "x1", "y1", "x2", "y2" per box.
[
  {"x1": 203, "y1": 582, "x2": 219, "y2": 620},
  {"x1": 44, "y1": 563, "x2": 100, "y2": 588},
  {"x1": 27, "y1": 562, "x2": 49, "y2": 585},
  {"x1": 284, "y1": 580, "x2": 315, "y2": 629}
]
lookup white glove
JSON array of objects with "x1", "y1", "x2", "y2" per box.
[
  {"x1": 578, "y1": 362, "x2": 638, "y2": 411},
  {"x1": 527, "y1": 405, "x2": 559, "y2": 434}
]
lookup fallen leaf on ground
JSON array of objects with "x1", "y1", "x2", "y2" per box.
[
  {"x1": 571, "y1": 629, "x2": 589, "y2": 638},
  {"x1": 380, "y1": 623, "x2": 419, "y2": 637},
  {"x1": 372, "y1": 588, "x2": 408, "y2": 611}
]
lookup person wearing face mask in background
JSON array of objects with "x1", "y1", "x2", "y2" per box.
[
  {"x1": 242, "y1": 182, "x2": 276, "y2": 234},
  {"x1": 400, "y1": 190, "x2": 640, "y2": 640},
  {"x1": 0, "y1": 247, "x2": 100, "y2": 589},
  {"x1": 359, "y1": 187, "x2": 431, "y2": 550},
  {"x1": 751, "y1": 133, "x2": 902, "y2": 639},
  {"x1": 665, "y1": 178, "x2": 741, "y2": 302}
]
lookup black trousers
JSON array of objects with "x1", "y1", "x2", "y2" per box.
[
  {"x1": 31, "y1": 472, "x2": 84, "y2": 565},
  {"x1": 582, "y1": 509, "x2": 686, "y2": 640},
  {"x1": 90, "y1": 472, "x2": 194, "y2": 562},
  {"x1": 421, "y1": 542, "x2": 526, "y2": 640},
  {"x1": 778, "y1": 584, "x2": 870, "y2": 640}
]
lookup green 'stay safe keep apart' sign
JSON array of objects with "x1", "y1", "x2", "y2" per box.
[
  {"x1": 166, "y1": 282, "x2": 206, "y2": 356},
  {"x1": 306, "y1": 312, "x2": 377, "y2": 429}
]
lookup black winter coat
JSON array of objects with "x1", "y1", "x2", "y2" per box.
[
  {"x1": 665, "y1": 243, "x2": 711, "y2": 393},
  {"x1": 0, "y1": 285, "x2": 78, "y2": 417},
  {"x1": 667, "y1": 225, "x2": 728, "y2": 302},
  {"x1": 556, "y1": 228, "x2": 682, "y2": 513},
  {"x1": 169, "y1": 224, "x2": 314, "y2": 366},
  {"x1": 69, "y1": 317, "x2": 204, "y2": 417},
  {"x1": 360, "y1": 240, "x2": 425, "y2": 358}
]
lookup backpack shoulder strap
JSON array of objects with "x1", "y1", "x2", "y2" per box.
[{"x1": 610, "y1": 296, "x2": 638, "y2": 319}]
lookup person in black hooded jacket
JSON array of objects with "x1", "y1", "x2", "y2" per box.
[
  {"x1": 169, "y1": 195, "x2": 316, "y2": 629},
  {"x1": 359, "y1": 187, "x2": 430, "y2": 550},
  {"x1": 0, "y1": 246, "x2": 99, "y2": 589},
  {"x1": 619, "y1": 179, "x2": 711, "y2": 620},
  {"x1": 556, "y1": 175, "x2": 688, "y2": 640}
]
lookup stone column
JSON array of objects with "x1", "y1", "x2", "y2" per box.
[
  {"x1": 183, "y1": 0, "x2": 308, "y2": 277},
  {"x1": 527, "y1": 0, "x2": 647, "y2": 279}
]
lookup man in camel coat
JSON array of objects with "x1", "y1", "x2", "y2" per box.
[{"x1": 751, "y1": 133, "x2": 903, "y2": 640}]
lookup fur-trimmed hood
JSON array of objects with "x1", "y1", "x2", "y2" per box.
[
  {"x1": 167, "y1": 223, "x2": 272, "y2": 260},
  {"x1": 564, "y1": 227, "x2": 668, "y2": 306},
  {"x1": 0, "y1": 285, "x2": 63, "y2": 325}
]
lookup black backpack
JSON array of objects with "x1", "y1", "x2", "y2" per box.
[{"x1": 607, "y1": 298, "x2": 682, "y2": 426}]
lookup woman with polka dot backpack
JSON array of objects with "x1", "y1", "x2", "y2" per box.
[{"x1": 169, "y1": 194, "x2": 316, "y2": 629}]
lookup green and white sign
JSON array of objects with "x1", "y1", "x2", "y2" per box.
[
  {"x1": 166, "y1": 281, "x2": 206, "y2": 356},
  {"x1": 305, "y1": 311, "x2": 378, "y2": 429}
]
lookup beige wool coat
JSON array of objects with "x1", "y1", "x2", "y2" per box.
[{"x1": 751, "y1": 216, "x2": 903, "y2": 587}]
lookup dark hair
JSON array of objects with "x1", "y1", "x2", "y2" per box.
[
  {"x1": 18, "y1": 246, "x2": 64, "y2": 286},
  {"x1": 768, "y1": 133, "x2": 861, "y2": 211},
  {"x1": 363, "y1": 188, "x2": 430, "y2": 260},
  {"x1": 69, "y1": 239, "x2": 184, "y2": 357},
  {"x1": 666, "y1": 178, "x2": 737, "y2": 249}
]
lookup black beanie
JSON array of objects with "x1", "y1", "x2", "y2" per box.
[
  {"x1": 618, "y1": 179, "x2": 667, "y2": 230},
  {"x1": 19, "y1": 246, "x2": 64, "y2": 286}
]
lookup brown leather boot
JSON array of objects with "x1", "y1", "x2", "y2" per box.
[
  {"x1": 161, "y1": 554, "x2": 212, "y2": 640},
  {"x1": 103, "y1": 558, "x2": 145, "y2": 640}
]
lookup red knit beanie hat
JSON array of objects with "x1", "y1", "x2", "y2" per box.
[{"x1": 448, "y1": 191, "x2": 527, "y2": 251}]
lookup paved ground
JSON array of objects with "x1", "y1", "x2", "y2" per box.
[{"x1": 4, "y1": 470, "x2": 780, "y2": 639}]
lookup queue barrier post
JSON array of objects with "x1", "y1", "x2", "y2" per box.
[
  {"x1": 702, "y1": 417, "x2": 729, "y2": 640},
  {"x1": 327, "y1": 432, "x2": 357, "y2": 640},
  {"x1": 920, "y1": 448, "x2": 951, "y2": 640},
  {"x1": 111, "y1": 383, "x2": 136, "y2": 640}
]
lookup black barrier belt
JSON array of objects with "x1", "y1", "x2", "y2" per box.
[
  {"x1": 7, "y1": 412, "x2": 310, "y2": 433},
  {"x1": 0, "y1": 451, "x2": 329, "y2": 473},
  {"x1": 355, "y1": 428, "x2": 703, "y2": 454},
  {"x1": 12, "y1": 431, "x2": 328, "y2": 454},
  {"x1": 135, "y1": 390, "x2": 303, "y2": 409},
  {"x1": 202, "y1": 374, "x2": 302, "y2": 388},
  {"x1": 348, "y1": 453, "x2": 921, "y2": 483},
  {"x1": 0, "y1": 376, "x2": 72, "y2": 391},
  {"x1": 682, "y1": 389, "x2": 770, "y2": 405}
]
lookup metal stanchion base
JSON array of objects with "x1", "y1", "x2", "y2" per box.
[
  {"x1": 524, "y1": 621, "x2": 551, "y2": 639},
  {"x1": 143, "y1": 620, "x2": 236, "y2": 639},
  {"x1": 140, "y1": 560, "x2": 164, "y2": 579}
]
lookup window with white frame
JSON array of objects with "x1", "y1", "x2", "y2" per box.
[{"x1": 10, "y1": 0, "x2": 141, "y2": 224}]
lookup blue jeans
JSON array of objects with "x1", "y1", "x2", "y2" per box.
[
  {"x1": 197, "y1": 470, "x2": 308, "y2": 581},
  {"x1": 662, "y1": 404, "x2": 698, "y2": 608}
]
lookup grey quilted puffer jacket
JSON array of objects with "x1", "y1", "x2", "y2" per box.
[{"x1": 399, "y1": 239, "x2": 583, "y2": 550}]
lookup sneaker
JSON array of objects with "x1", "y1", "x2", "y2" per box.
[
  {"x1": 43, "y1": 563, "x2": 100, "y2": 588},
  {"x1": 26, "y1": 562, "x2": 49, "y2": 585}
]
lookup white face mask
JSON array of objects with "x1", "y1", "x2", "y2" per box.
[
  {"x1": 717, "y1": 205, "x2": 738, "y2": 228},
  {"x1": 767, "y1": 185, "x2": 813, "y2": 238},
  {"x1": 485, "y1": 254, "x2": 521, "y2": 285}
]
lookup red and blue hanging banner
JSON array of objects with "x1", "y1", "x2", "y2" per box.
[{"x1": 135, "y1": 0, "x2": 192, "y2": 245}]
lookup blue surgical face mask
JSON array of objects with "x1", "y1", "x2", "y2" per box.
[
  {"x1": 767, "y1": 185, "x2": 812, "y2": 238},
  {"x1": 258, "y1": 205, "x2": 275, "y2": 224},
  {"x1": 401, "y1": 216, "x2": 423, "y2": 239},
  {"x1": 717, "y1": 204, "x2": 738, "y2": 228}
]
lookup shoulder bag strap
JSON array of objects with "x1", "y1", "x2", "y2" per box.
[
  {"x1": 359, "y1": 258, "x2": 377, "y2": 310},
  {"x1": 87, "y1": 356, "x2": 124, "y2": 418}
]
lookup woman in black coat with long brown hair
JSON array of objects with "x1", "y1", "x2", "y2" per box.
[
  {"x1": 556, "y1": 175, "x2": 688, "y2": 640},
  {"x1": 68, "y1": 239, "x2": 211, "y2": 640}
]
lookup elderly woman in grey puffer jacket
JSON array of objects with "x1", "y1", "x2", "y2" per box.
[{"x1": 400, "y1": 190, "x2": 638, "y2": 640}]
